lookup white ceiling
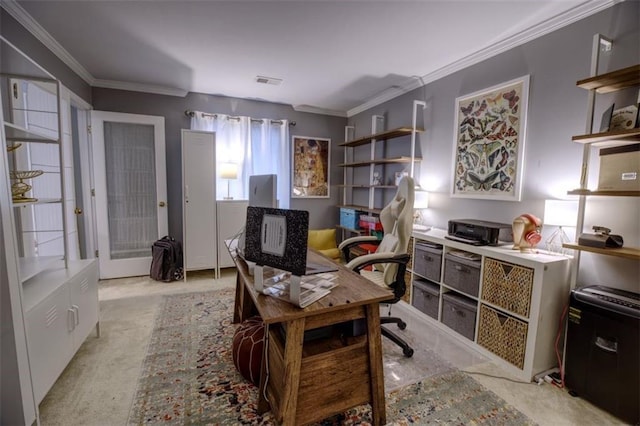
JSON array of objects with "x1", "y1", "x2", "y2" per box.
[{"x1": 8, "y1": 0, "x2": 616, "y2": 117}]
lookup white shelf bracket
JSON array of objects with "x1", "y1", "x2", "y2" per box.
[{"x1": 410, "y1": 100, "x2": 426, "y2": 178}]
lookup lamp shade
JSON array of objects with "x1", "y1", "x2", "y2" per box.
[
  {"x1": 543, "y1": 199, "x2": 578, "y2": 227},
  {"x1": 414, "y1": 190, "x2": 429, "y2": 209},
  {"x1": 220, "y1": 162, "x2": 238, "y2": 180}
]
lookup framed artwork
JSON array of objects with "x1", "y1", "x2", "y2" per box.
[
  {"x1": 291, "y1": 135, "x2": 330, "y2": 198},
  {"x1": 451, "y1": 75, "x2": 530, "y2": 201}
]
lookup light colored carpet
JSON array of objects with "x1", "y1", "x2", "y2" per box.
[{"x1": 127, "y1": 290, "x2": 533, "y2": 425}]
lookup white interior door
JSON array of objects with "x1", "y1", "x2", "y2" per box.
[{"x1": 90, "y1": 111, "x2": 167, "y2": 279}]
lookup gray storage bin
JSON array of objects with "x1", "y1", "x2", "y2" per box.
[
  {"x1": 413, "y1": 243, "x2": 442, "y2": 282},
  {"x1": 412, "y1": 279, "x2": 440, "y2": 319},
  {"x1": 442, "y1": 292, "x2": 477, "y2": 341},
  {"x1": 443, "y1": 252, "x2": 481, "y2": 297}
]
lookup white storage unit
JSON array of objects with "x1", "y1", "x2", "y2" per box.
[
  {"x1": 410, "y1": 228, "x2": 571, "y2": 382},
  {"x1": 0, "y1": 36, "x2": 99, "y2": 421},
  {"x1": 181, "y1": 129, "x2": 217, "y2": 275},
  {"x1": 216, "y1": 199, "x2": 248, "y2": 276}
]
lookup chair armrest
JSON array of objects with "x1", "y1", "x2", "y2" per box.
[
  {"x1": 339, "y1": 236, "x2": 380, "y2": 262},
  {"x1": 338, "y1": 235, "x2": 379, "y2": 250},
  {"x1": 346, "y1": 252, "x2": 410, "y2": 272}
]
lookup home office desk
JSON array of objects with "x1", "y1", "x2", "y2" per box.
[{"x1": 230, "y1": 247, "x2": 392, "y2": 426}]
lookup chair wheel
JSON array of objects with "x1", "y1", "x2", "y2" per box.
[
  {"x1": 403, "y1": 348, "x2": 414, "y2": 357},
  {"x1": 397, "y1": 321, "x2": 407, "y2": 330}
]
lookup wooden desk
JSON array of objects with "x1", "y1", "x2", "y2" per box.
[{"x1": 231, "y1": 247, "x2": 391, "y2": 426}]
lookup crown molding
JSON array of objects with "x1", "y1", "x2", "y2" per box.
[
  {"x1": 93, "y1": 79, "x2": 188, "y2": 97},
  {"x1": 1, "y1": 0, "x2": 95, "y2": 85},
  {"x1": 346, "y1": 0, "x2": 620, "y2": 118},
  {"x1": 293, "y1": 104, "x2": 347, "y2": 118}
]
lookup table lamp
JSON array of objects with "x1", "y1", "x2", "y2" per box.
[
  {"x1": 413, "y1": 189, "x2": 430, "y2": 231},
  {"x1": 543, "y1": 199, "x2": 578, "y2": 255},
  {"x1": 220, "y1": 162, "x2": 238, "y2": 200}
]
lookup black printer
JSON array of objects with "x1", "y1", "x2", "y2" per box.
[{"x1": 446, "y1": 219, "x2": 513, "y2": 246}]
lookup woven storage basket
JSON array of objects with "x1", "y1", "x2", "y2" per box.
[
  {"x1": 477, "y1": 304, "x2": 528, "y2": 369},
  {"x1": 482, "y1": 257, "x2": 533, "y2": 317},
  {"x1": 402, "y1": 270, "x2": 412, "y2": 303}
]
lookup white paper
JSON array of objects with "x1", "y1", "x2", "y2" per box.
[{"x1": 260, "y1": 214, "x2": 287, "y2": 256}]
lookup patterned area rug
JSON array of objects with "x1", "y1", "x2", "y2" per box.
[{"x1": 128, "y1": 290, "x2": 535, "y2": 425}]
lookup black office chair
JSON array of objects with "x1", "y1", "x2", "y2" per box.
[{"x1": 338, "y1": 176, "x2": 415, "y2": 357}]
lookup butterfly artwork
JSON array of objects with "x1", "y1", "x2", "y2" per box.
[
  {"x1": 453, "y1": 76, "x2": 528, "y2": 201},
  {"x1": 502, "y1": 89, "x2": 520, "y2": 111},
  {"x1": 465, "y1": 170, "x2": 501, "y2": 192}
]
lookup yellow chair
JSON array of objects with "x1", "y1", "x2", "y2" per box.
[{"x1": 307, "y1": 228, "x2": 341, "y2": 262}]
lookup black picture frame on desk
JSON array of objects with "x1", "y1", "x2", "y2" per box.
[
  {"x1": 244, "y1": 206, "x2": 309, "y2": 277},
  {"x1": 599, "y1": 103, "x2": 614, "y2": 132}
]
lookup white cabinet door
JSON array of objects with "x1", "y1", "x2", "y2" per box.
[
  {"x1": 25, "y1": 284, "x2": 73, "y2": 403},
  {"x1": 182, "y1": 130, "x2": 217, "y2": 272},
  {"x1": 217, "y1": 200, "x2": 248, "y2": 269},
  {"x1": 69, "y1": 260, "x2": 99, "y2": 353}
]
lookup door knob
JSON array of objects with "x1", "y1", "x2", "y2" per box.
[
  {"x1": 159, "y1": 201, "x2": 166, "y2": 207},
  {"x1": 74, "y1": 207, "x2": 83, "y2": 215}
]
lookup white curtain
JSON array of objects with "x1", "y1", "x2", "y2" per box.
[{"x1": 190, "y1": 112, "x2": 290, "y2": 208}]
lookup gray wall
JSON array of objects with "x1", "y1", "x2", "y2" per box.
[
  {"x1": 1, "y1": 10, "x2": 92, "y2": 104},
  {"x1": 91, "y1": 89, "x2": 346, "y2": 238},
  {"x1": 349, "y1": 1, "x2": 639, "y2": 291}
]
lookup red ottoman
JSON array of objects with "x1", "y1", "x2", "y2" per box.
[{"x1": 232, "y1": 316, "x2": 265, "y2": 386}]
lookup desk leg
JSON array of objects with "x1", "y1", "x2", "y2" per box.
[
  {"x1": 233, "y1": 272, "x2": 243, "y2": 323},
  {"x1": 257, "y1": 323, "x2": 271, "y2": 414},
  {"x1": 366, "y1": 304, "x2": 386, "y2": 426},
  {"x1": 280, "y1": 318, "x2": 305, "y2": 426}
]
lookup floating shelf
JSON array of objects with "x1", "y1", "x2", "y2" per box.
[
  {"x1": 576, "y1": 64, "x2": 640, "y2": 93},
  {"x1": 337, "y1": 204, "x2": 381, "y2": 215},
  {"x1": 563, "y1": 243, "x2": 640, "y2": 260},
  {"x1": 340, "y1": 127, "x2": 423, "y2": 148},
  {"x1": 338, "y1": 156, "x2": 422, "y2": 167},
  {"x1": 571, "y1": 128, "x2": 640, "y2": 146},
  {"x1": 567, "y1": 189, "x2": 640, "y2": 197}
]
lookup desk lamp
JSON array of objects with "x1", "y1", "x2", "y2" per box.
[
  {"x1": 220, "y1": 163, "x2": 238, "y2": 200},
  {"x1": 543, "y1": 199, "x2": 578, "y2": 255},
  {"x1": 413, "y1": 189, "x2": 430, "y2": 231}
]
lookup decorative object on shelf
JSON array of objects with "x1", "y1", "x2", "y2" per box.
[
  {"x1": 292, "y1": 135, "x2": 330, "y2": 198},
  {"x1": 9, "y1": 170, "x2": 44, "y2": 202},
  {"x1": 512, "y1": 213, "x2": 541, "y2": 252},
  {"x1": 543, "y1": 199, "x2": 578, "y2": 255},
  {"x1": 578, "y1": 225, "x2": 624, "y2": 248},
  {"x1": 220, "y1": 162, "x2": 238, "y2": 200},
  {"x1": 394, "y1": 171, "x2": 408, "y2": 186},
  {"x1": 609, "y1": 104, "x2": 639, "y2": 131},
  {"x1": 372, "y1": 171, "x2": 382, "y2": 186},
  {"x1": 597, "y1": 143, "x2": 640, "y2": 191},
  {"x1": 413, "y1": 188, "x2": 429, "y2": 226},
  {"x1": 6, "y1": 142, "x2": 22, "y2": 152},
  {"x1": 599, "y1": 103, "x2": 615, "y2": 132},
  {"x1": 451, "y1": 76, "x2": 530, "y2": 201}
]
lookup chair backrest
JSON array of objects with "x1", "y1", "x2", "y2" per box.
[{"x1": 377, "y1": 176, "x2": 415, "y2": 285}]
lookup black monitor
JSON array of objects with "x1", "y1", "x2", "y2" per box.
[{"x1": 248, "y1": 174, "x2": 278, "y2": 208}]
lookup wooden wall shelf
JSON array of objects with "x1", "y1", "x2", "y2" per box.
[{"x1": 563, "y1": 243, "x2": 640, "y2": 260}]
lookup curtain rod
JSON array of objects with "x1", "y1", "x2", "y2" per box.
[{"x1": 184, "y1": 109, "x2": 295, "y2": 126}]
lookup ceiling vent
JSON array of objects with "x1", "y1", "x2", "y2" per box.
[{"x1": 255, "y1": 75, "x2": 282, "y2": 86}]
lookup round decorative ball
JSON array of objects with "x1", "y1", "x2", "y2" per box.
[{"x1": 232, "y1": 316, "x2": 265, "y2": 386}]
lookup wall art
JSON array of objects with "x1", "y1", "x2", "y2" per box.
[{"x1": 292, "y1": 135, "x2": 330, "y2": 198}]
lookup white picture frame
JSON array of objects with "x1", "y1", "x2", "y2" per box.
[{"x1": 451, "y1": 75, "x2": 530, "y2": 201}]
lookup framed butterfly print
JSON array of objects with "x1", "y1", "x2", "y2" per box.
[{"x1": 451, "y1": 75, "x2": 530, "y2": 201}]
